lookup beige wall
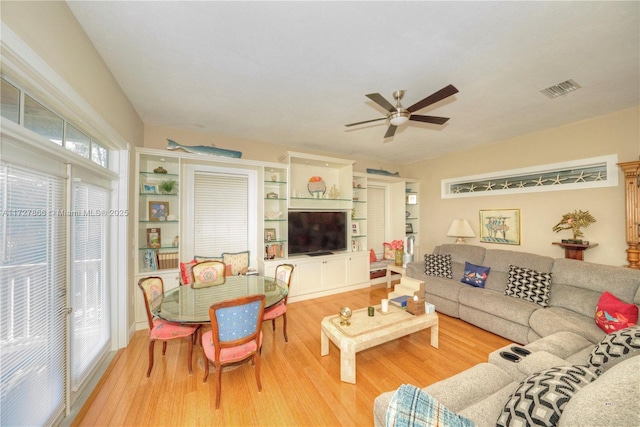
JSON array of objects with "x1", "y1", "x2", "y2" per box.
[
  {"x1": 404, "y1": 107, "x2": 640, "y2": 267},
  {"x1": 144, "y1": 125, "x2": 403, "y2": 173},
  {"x1": 1, "y1": 1, "x2": 144, "y2": 146}
]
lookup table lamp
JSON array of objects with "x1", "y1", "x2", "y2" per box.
[{"x1": 447, "y1": 219, "x2": 475, "y2": 244}]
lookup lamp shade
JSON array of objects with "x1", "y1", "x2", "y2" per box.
[{"x1": 446, "y1": 219, "x2": 475, "y2": 244}]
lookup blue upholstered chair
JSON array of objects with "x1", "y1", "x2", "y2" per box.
[{"x1": 201, "y1": 294, "x2": 266, "y2": 409}]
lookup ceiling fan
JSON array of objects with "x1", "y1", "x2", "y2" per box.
[{"x1": 345, "y1": 84, "x2": 459, "y2": 138}]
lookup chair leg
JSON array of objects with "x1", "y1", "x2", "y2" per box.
[
  {"x1": 282, "y1": 313, "x2": 288, "y2": 342},
  {"x1": 215, "y1": 363, "x2": 222, "y2": 409},
  {"x1": 147, "y1": 340, "x2": 155, "y2": 378},
  {"x1": 271, "y1": 318, "x2": 276, "y2": 332},
  {"x1": 187, "y1": 335, "x2": 194, "y2": 374},
  {"x1": 254, "y1": 353, "x2": 262, "y2": 392},
  {"x1": 202, "y1": 335, "x2": 209, "y2": 383},
  {"x1": 162, "y1": 341, "x2": 167, "y2": 356}
]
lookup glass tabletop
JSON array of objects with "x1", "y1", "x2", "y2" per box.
[{"x1": 151, "y1": 275, "x2": 288, "y2": 324}]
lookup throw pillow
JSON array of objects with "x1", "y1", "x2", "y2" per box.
[
  {"x1": 387, "y1": 384, "x2": 475, "y2": 427},
  {"x1": 497, "y1": 365, "x2": 598, "y2": 427},
  {"x1": 370, "y1": 248, "x2": 377, "y2": 263},
  {"x1": 179, "y1": 260, "x2": 197, "y2": 285},
  {"x1": 424, "y1": 254, "x2": 453, "y2": 279},
  {"x1": 194, "y1": 255, "x2": 223, "y2": 262},
  {"x1": 588, "y1": 325, "x2": 640, "y2": 374},
  {"x1": 222, "y1": 250, "x2": 249, "y2": 275},
  {"x1": 594, "y1": 291, "x2": 639, "y2": 333},
  {"x1": 504, "y1": 264, "x2": 553, "y2": 307},
  {"x1": 460, "y1": 262, "x2": 490, "y2": 288},
  {"x1": 383, "y1": 243, "x2": 395, "y2": 260}
]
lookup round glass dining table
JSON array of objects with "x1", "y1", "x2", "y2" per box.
[{"x1": 151, "y1": 275, "x2": 288, "y2": 324}]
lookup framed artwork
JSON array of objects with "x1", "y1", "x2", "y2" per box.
[
  {"x1": 406, "y1": 194, "x2": 417, "y2": 205},
  {"x1": 406, "y1": 223, "x2": 413, "y2": 234},
  {"x1": 351, "y1": 221, "x2": 360, "y2": 235},
  {"x1": 141, "y1": 182, "x2": 158, "y2": 194},
  {"x1": 148, "y1": 201, "x2": 169, "y2": 221},
  {"x1": 264, "y1": 228, "x2": 277, "y2": 241},
  {"x1": 146, "y1": 227, "x2": 161, "y2": 248},
  {"x1": 479, "y1": 209, "x2": 521, "y2": 245}
]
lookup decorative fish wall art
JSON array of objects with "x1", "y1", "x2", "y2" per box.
[
  {"x1": 166, "y1": 139, "x2": 242, "y2": 158},
  {"x1": 366, "y1": 168, "x2": 400, "y2": 177}
]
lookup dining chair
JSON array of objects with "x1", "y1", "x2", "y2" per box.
[
  {"x1": 137, "y1": 276, "x2": 199, "y2": 377},
  {"x1": 201, "y1": 294, "x2": 266, "y2": 409},
  {"x1": 191, "y1": 260, "x2": 226, "y2": 288},
  {"x1": 262, "y1": 263, "x2": 294, "y2": 342}
]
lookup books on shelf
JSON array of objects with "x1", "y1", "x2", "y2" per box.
[
  {"x1": 143, "y1": 249, "x2": 178, "y2": 271},
  {"x1": 265, "y1": 243, "x2": 284, "y2": 260}
]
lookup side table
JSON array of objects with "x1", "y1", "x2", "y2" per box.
[{"x1": 386, "y1": 263, "x2": 405, "y2": 289}]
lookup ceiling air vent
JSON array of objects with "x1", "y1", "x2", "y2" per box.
[{"x1": 540, "y1": 79, "x2": 581, "y2": 98}]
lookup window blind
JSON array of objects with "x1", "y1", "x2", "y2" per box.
[
  {"x1": 193, "y1": 172, "x2": 249, "y2": 257},
  {"x1": 367, "y1": 186, "x2": 386, "y2": 256},
  {"x1": 0, "y1": 162, "x2": 67, "y2": 426},
  {"x1": 70, "y1": 181, "x2": 110, "y2": 392}
]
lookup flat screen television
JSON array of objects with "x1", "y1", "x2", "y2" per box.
[{"x1": 288, "y1": 211, "x2": 348, "y2": 256}]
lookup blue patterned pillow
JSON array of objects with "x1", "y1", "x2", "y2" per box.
[
  {"x1": 460, "y1": 262, "x2": 490, "y2": 288},
  {"x1": 387, "y1": 384, "x2": 474, "y2": 427}
]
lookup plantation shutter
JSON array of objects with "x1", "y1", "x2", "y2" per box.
[
  {"x1": 193, "y1": 172, "x2": 249, "y2": 257},
  {"x1": 367, "y1": 185, "x2": 386, "y2": 257},
  {"x1": 70, "y1": 179, "x2": 111, "y2": 392},
  {"x1": 0, "y1": 160, "x2": 67, "y2": 426}
]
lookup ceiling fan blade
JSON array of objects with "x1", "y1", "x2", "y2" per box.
[
  {"x1": 384, "y1": 125, "x2": 397, "y2": 138},
  {"x1": 366, "y1": 93, "x2": 396, "y2": 113},
  {"x1": 345, "y1": 117, "x2": 387, "y2": 127},
  {"x1": 409, "y1": 115, "x2": 450, "y2": 125},
  {"x1": 407, "y1": 84, "x2": 459, "y2": 113}
]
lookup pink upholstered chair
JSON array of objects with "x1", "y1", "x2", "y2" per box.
[
  {"x1": 262, "y1": 263, "x2": 294, "y2": 342},
  {"x1": 190, "y1": 260, "x2": 226, "y2": 288},
  {"x1": 137, "y1": 276, "x2": 199, "y2": 377},
  {"x1": 201, "y1": 294, "x2": 266, "y2": 409}
]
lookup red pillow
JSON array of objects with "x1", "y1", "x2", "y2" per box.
[
  {"x1": 180, "y1": 260, "x2": 197, "y2": 285},
  {"x1": 595, "y1": 291, "x2": 638, "y2": 333},
  {"x1": 369, "y1": 249, "x2": 377, "y2": 263},
  {"x1": 225, "y1": 264, "x2": 233, "y2": 276}
]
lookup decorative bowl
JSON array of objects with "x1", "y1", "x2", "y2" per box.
[{"x1": 265, "y1": 211, "x2": 283, "y2": 220}]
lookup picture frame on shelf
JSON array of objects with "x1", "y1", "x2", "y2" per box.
[
  {"x1": 406, "y1": 194, "x2": 417, "y2": 205},
  {"x1": 406, "y1": 223, "x2": 414, "y2": 234},
  {"x1": 141, "y1": 182, "x2": 158, "y2": 194},
  {"x1": 264, "y1": 228, "x2": 277, "y2": 241},
  {"x1": 479, "y1": 208, "x2": 521, "y2": 245},
  {"x1": 149, "y1": 201, "x2": 169, "y2": 221},
  {"x1": 352, "y1": 221, "x2": 360, "y2": 235},
  {"x1": 147, "y1": 227, "x2": 161, "y2": 248}
]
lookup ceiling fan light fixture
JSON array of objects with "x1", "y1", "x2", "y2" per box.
[{"x1": 389, "y1": 111, "x2": 410, "y2": 126}]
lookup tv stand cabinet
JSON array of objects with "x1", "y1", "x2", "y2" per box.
[{"x1": 262, "y1": 252, "x2": 369, "y2": 303}]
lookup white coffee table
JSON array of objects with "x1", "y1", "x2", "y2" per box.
[
  {"x1": 320, "y1": 305, "x2": 438, "y2": 384},
  {"x1": 386, "y1": 263, "x2": 406, "y2": 288}
]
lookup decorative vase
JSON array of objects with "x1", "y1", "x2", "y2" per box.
[{"x1": 395, "y1": 249, "x2": 403, "y2": 266}]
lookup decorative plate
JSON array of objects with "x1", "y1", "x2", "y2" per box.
[
  {"x1": 406, "y1": 211, "x2": 410, "y2": 218},
  {"x1": 307, "y1": 176, "x2": 326, "y2": 197}
]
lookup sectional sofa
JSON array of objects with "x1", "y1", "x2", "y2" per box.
[{"x1": 373, "y1": 244, "x2": 640, "y2": 426}]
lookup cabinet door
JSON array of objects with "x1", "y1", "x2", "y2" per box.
[
  {"x1": 289, "y1": 260, "x2": 322, "y2": 297},
  {"x1": 322, "y1": 257, "x2": 348, "y2": 290},
  {"x1": 347, "y1": 252, "x2": 370, "y2": 285}
]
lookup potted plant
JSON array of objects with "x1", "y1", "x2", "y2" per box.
[{"x1": 159, "y1": 179, "x2": 177, "y2": 195}]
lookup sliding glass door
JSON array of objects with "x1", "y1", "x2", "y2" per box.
[{"x1": 0, "y1": 162, "x2": 67, "y2": 426}]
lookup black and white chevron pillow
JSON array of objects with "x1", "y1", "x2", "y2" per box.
[
  {"x1": 505, "y1": 264, "x2": 552, "y2": 307},
  {"x1": 497, "y1": 365, "x2": 598, "y2": 427},
  {"x1": 589, "y1": 325, "x2": 640, "y2": 373},
  {"x1": 424, "y1": 254, "x2": 452, "y2": 279}
]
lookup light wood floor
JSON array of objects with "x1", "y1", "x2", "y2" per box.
[{"x1": 72, "y1": 284, "x2": 510, "y2": 426}]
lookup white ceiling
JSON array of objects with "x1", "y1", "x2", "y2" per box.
[{"x1": 67, "y1": 1, "x2": 639, "y2": 164}]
